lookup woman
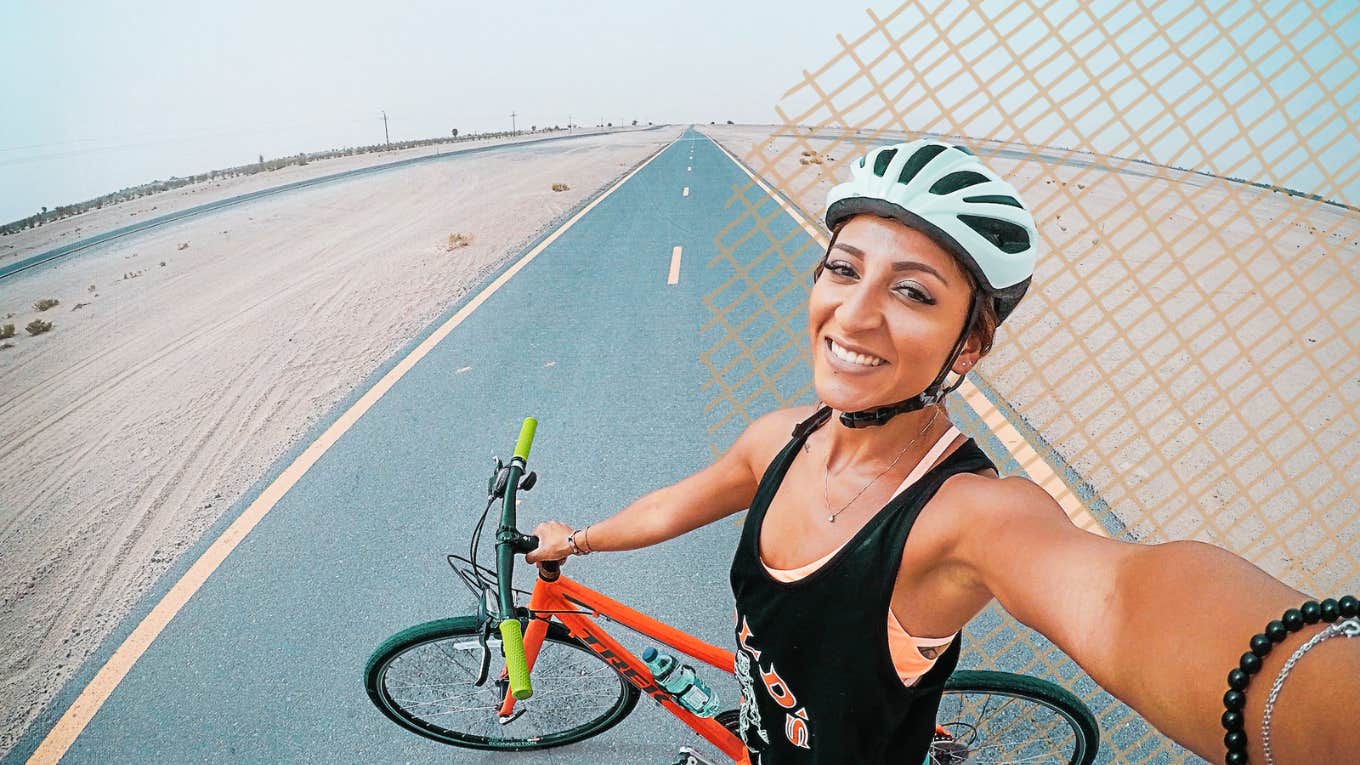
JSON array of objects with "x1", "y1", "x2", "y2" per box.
[{"x1": 527, "y1": 140, "x2": 1358, "y2": 763}]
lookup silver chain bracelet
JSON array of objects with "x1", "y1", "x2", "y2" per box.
[{"x1": 1261, "y1": 616, "x2": 1360, "y2": 765}]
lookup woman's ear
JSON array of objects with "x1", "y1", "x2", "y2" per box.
[
  {"x1": 952, "y1": 325, "x2": 987, "y2": 375},
  {"x1": 952, "y1": 351, "x2": 982, "y2": 375}
]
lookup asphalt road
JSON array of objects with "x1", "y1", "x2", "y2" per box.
[{"x1": 14, "y1": 127, "x2": 782, "y2": 764}]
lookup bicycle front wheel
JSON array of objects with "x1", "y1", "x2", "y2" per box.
[
  {"x1": 365, "y1": 616, "x2": 640, "y2": 751},
  {"x1": 931, "y1": 670, "x2": 1100, "y2": 765}
]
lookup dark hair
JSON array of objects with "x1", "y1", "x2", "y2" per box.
[{"x1": 813, "y1": 219, "x2": 999, "y2": 360}]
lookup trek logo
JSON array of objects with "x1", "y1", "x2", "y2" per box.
[
  {"x1": 576, "y1": 632, "x2": 673, "y2": 706},
  {"x1": 737, "y1": 615, "x2": 813, "y2": 750}
]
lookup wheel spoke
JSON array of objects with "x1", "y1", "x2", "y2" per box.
[
  {"x1": 370, "y1": 626, "x2": 636, "y2": 750},
  {"x1": 932, "y1": 686, "x2": 1090, "y2": 765}
]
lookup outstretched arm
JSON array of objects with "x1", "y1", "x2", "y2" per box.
[
  {"x1": 947, "y1": 475, "x2": 1359, "y2": 763},
  {"x1": 526, "y1": 406, "x2": 806, "y2": 563}
]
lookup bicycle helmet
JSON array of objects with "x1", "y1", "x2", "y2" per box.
[{"x1": 819, "y1": 139, "x2": 1039, "y2": 428}]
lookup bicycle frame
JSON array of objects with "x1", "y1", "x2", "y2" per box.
[{"x1": 499, "y1": 566, "x2": 751, "y2": 764}]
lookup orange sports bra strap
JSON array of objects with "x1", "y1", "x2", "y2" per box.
[{"x1": 886, "y1": 424, "x2": 962, "y2": 499}]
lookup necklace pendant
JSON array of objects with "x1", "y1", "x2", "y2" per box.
[{"x1": 827, "y1": 515, "x2": 836, "y2": 523}]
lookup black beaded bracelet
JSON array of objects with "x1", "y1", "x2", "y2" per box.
[{"x1": 1222, "y1": 594, "x2": 1359, "y2": 765}]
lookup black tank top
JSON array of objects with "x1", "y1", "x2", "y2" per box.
[{"x1": 729, "y1": 405, "x2": 996, "y2": 764}]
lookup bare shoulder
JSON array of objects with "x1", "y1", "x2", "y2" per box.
[
  {"x1": 942, "y1": 471, "x2": 1054, "y2": 508},
  {"x1": 923, "y1": 474, "x2": 1055, "y2": 575},
  {"x1": 937, "y1": 471, "x2": 1137, "y2": 587},
  {"x1": 936, "y1": 473, "x2": 1067, "y2": 538},
  {"x1": 734, "y1": 405, "x2": 820, "y2": 477}
]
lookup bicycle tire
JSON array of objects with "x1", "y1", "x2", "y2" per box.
[
  {"x1": 365, "y1": 616, "x2": 641, "y2": 751},
  {"x1": 932, "y1": 670, "x2": 1100, "y2": 765}
]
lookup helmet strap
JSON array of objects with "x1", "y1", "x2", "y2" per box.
[{"x1": 838, "y1": 292, "x2": 980, "y2": 429}]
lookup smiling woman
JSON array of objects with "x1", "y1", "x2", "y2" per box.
[{"x1": 527, "y1": 139, "x2": 1360, "y2": 764}]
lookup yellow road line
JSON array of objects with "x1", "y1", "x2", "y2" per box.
[
  {"x1": 24, "y1": 134, "x2": 681, "y2": 765},
  {"x1": 668, "y1": 246, "x2": 683, "y2": 285},
  {"x1": 706, "y1": 136, "x2": 1105, "y2": 538}
]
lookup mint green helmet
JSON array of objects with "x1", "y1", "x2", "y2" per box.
[
  {"x1": 819, "y1": 139, "x2": 1039, "y2": 428},
  {"x1": 824, "y1": 139, "x2": 1038, "y2": 325}
]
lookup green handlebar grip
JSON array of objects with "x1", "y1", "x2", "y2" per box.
[
  {"x1": 513, "y1": 417, "x2": 537, "y2": 462},
  {"x1": 500, "y1": 619, "x2": 533, "y2": 700}
]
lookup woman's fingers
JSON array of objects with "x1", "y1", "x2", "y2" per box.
[{"x1": 525, "y1": 520, "x2": 574, "y2": 563}]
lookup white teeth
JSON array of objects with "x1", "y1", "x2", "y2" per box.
[{"x1": 829, "y1": 339, "x2": 884, "y2": 367}]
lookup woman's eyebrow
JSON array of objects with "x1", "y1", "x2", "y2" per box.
[{"x1": 831, "y1": 242, "x2": 950, "y2": 286}]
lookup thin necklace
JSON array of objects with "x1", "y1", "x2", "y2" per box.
[{"x1": 822, "y1": 406, "x2": 942, "y2": 524}]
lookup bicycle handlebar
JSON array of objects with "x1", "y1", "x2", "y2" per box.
[
  {"x1": 497, "y1": 417, "x2": 538, "y2": 699},
  {"x1": 513, "y1": 417, "x2": 536, "y2": 462}
]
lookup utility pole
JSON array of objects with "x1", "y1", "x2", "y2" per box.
[
  {"x1": 381, "y1": 110, "x2": 390, "y2": 145},
  {"x1": 511, "y1": 111, "x2": 517, "y2": 133},
  {"x1": 568, "y1": 114, "x2": 572, "y2": 131}
]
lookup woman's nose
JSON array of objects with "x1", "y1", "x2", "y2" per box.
[{"x1": 835, "y1": 283, "x2": 883, "y2": 333}]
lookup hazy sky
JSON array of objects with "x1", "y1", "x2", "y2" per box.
[
  {"x1": 3, "y1": 1, "x2": 1357, "y2": 225},
  {"x1": 0, "y1": 0, "x2": 850, "y2": 223}
]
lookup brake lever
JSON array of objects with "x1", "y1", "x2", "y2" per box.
[{"x1": 474, "y1": 618, "x2": 492, "y2": 687}]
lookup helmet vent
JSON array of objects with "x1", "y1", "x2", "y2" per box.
[
  {"x1": 872, "y1": 148, "x2": 898, "y2": 176},
  {"x1": 930, "y1": 171, "x2": 990, "y2": 195},
  {"x1": 897, "y1": 144, "x2": 947, "y2": 185},
  {"x1": 958, "y1": 214, "x2": 1030, "y2": 254},
  {"x1": 962, "y1": 194, "x2": 1025, "y2": 208}
]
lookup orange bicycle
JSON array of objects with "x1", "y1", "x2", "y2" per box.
[{"x1": 364, "y1": 418, "x2": 1099, "y2": 764}]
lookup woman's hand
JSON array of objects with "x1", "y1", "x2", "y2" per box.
[{"x1": 525, "y1": 520, "x2": 575, "y2": 564}]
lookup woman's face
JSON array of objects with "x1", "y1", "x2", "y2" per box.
[{"x1": 808, "y1": 214, "x2": 979, "y2": 412}]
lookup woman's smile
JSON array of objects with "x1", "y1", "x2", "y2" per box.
[{"x1": 824, "y1": 336, "x2": 888, "y2": 371}]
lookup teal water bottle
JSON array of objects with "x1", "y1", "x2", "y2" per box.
[{"x1": 641, "y1": 647, "x2": 720, "y2": 717}]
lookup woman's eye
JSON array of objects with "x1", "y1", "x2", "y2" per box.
[
  {"x1": 898, "y1": 285, "x2": 934, "y2": 304},
  {"x1": 826, "y1": 262, "x2": 856, "y2": 278}
]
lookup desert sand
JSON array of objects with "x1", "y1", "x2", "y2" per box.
[{"x1": 0, "y1": 125, "x2": 681, "y2": 756}]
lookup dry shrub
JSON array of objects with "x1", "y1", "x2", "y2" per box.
[
  {"x1": 551, "y1": 183, "x2": 569, "y2": 192},
  {"x1": 33, "y1": 298, "x2": 59, "y2": 311},
  {"x1": 177, "y1": 242, "x2": 189, "y2": 250},
  {"x1": 0, "y1": 323, "x2": 14, "y2": 340},
  {"x1": 447, "y1": 232, "x2": 473, "y2": 251},
  {"x1": 26, "y1": 319, "x2": 53, "y2": 335}
]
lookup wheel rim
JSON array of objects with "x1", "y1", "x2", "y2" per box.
[
  {"x1": 375, "y1": 632, "x2": 631, "y2": 748},
  {"x1": 931, "y1": 688, "x2": 1089, "y2": 764}
]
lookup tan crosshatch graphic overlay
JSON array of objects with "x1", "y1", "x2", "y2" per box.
[{"x1": 700, "y1": 1, "x2": 1359, "y2": 761}]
